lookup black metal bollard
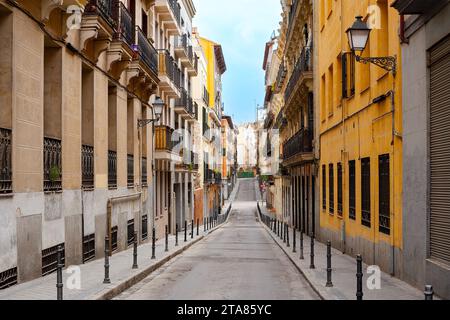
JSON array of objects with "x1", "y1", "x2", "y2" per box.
[
  {"x1": 165, "y1": 225, "x2": 169, "y2": 252},
  {"x1": 283, "y1": 223, "x2": 286, "y2": 243},
  {"x1": 151, "y1": 227, "x2": 156, "y2": 259},
  {"x1": 184, "y1": 220, "x2": 187, "y2": 242},
  {"x1": 175, "y1": 224, "x2": 179, "y2": 246},
  {"x1": 191, "y1": 219, "x2": 194, "y2": 239},
  {"x1": 356, "y1": 254, "x2": 363, "y2": 300},
  {"x1": 132, "y1": 232, "x2": 138, "y2": 269},
  {"x1": 299, "y1": 231, "x2": 304, "y2": 259},
  {"x1": 424, "y1": 285, "x2": 434, "y2": 300},
  {"x1": 293, "y1": 228, "x2": 296, "y2": 253},
  {"x1": 56, "y1": 245, "x2": 63, "y2": 300},
  {"x1": 197, "y1": 219, "x2": 199, "y2": 236},
  {"x1": 286, "y1": 224, "x2": 290, "y2": 247},
  {"x1": 103, "y1": 236, "x2": 111, "y2": 284},
  {"x1": 310, "y1": 233, "x2": 315, "y2": 269},
  {"x1": 326, "y1": 241, "x2": 333, "y2": 287},
  {"x1": 204, "y1": 218, "x2": 206, "y2": 232}
]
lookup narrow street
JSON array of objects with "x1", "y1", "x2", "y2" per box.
[{"x1": 115, "y1": 179, "x2": 319, "y2": 300}]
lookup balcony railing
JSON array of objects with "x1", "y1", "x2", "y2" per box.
[
  {"x1": 286, "y1": 0, "x2": 299, "y2": 42},
  {"x1": 275, "y1": 61, "x2": 287, "y2": 92},
  {"x1": 203, "y1": 86, "x2": 210, "y2": 105},
  {"x1": 168, "y1": 0, "x2": 181, "y2": 28},
  {"x1": 192, "y1": 101, "x2": 198, "y2": 120},
  {"x1": 285, "y1": 46, "x2": 312, "y2": 103},
  {"x1": 158, "y1": 50, "x2": 180, "y2": 88},
  {"x1": 127, "y1": 154, "x2": 134, "y2": 187},
  {"x1": 108, "y1": 150, "x2": 117, "y2": 189},
  {"x1": 155, "y1": 125, "x2": 174, "y2": 151},
  {"x1": 0, "y1": 128, "x2": 12, "y2": 194},
  {"x1": 174, "y1": 34, "x2": 188, "y2": 54},
  {"x1": 116, "y1": 1, "x2": 134, "y2": 47},
  {"x1": 282, "y1": 128, "x2": 313, "y2": 160},
  {"x1": 136, "y1": 26, "x2": 158, "y2": 75},
  {"x1": 82, "y1": 145, "x2": 94, "y2": 189},
  {"x1": 43, "y1": 137, "x2": 62, "y2": 192},
  {"x1": 86, "y1": 0, "x2": 117, "y2": 29}
]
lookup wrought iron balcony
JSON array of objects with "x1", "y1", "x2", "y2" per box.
[
  {"x1": 282, "y1": 128, "x2": 313, "y2": 160},
  {"x1": 115, "y1": 1, "x2": 134, "y2": 47},
  {"x1": 155, "y1": 0, "x2": 181, "y2": 34},
  {"x1": 155, "y1": 125, "x2": 174, "y2": 151},
  {"x1": 0, "y1": 128, "x2": 12, "y2": 194},
  {"x1": 85, "y1": 0, "x2": 117, "y2": 29},
  {"x1": 275, "y1": 61, "x2": 287, "y2": 93},
  {"x1": 136, "y1": 26, "x2": 158, "y2": 75},
  {"x1": 158, "y1": 50, "x2": 180, "y2": 93},
  {"x1": 284, "y1": 46, "x2": 312, "y2": 103},
  {"x1": 108, "y1": 150, "x2": 117, "y2": 189},
  {"x1": 81, "y1": 145, "x2": 94, "y2": 189},
  {"x1": 43, "y1": 137, "x2": 62, "y2": 192},
  {"x1": 174, "y1": 34, "x2": 188, "y2": 59},
  {"x1": 286, "y1": 0, "x2": 299, "y2": 42}
]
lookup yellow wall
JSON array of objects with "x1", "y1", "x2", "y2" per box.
[
  {"x1": 317, "y1": 0, "x2": 402, "y2": 249},
  {"x1": 199, "y1": 37, "x2": 217, "y2": 108}
]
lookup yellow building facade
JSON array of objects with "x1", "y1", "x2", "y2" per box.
[{"x1": 316, "y1": 0, "x2": 403, "y2": 274}]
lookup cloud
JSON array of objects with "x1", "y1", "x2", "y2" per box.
[{"x1": 193, "y1": 0, "x2": 281, "y2": 124}]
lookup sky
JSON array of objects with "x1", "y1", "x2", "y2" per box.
[{"x1": 192, "y1": 0, "x2": 282, "y2": 125}]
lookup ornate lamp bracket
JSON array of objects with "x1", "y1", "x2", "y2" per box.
[
  {"x1": 138, "y1": 119, "x2": 158, "y2": 128},
  {"x1": 355, "y1": 54, "x2": 397, "y2": 76}
]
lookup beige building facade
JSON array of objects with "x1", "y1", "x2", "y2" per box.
[{"x1": 0, "y1": 0, "x2": 201, "y2": 287}]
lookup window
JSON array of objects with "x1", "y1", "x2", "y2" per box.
[
  {"x1": 142, "y1": 215, "x2": 148, "y2": 241},
  {"x1": 42, "y1": 243, "x2": 65, "y2": 276},
  {"x1": 0, "y1": 128, "x2": 12, "y2": 194},
  {"x1": 328, "y1": 64, "x2": 334, "y2": 116},
  {"x1": 82, "y1": 145, "x2": 94, "y2": 189},
  {"x1": 361, "y1": 158, "x2": 371, "y2": 227},
  {"x1": 142, "y1": 157, "x2": 147, "y2": 187},
  {"x1": 111, "y1": 226, "x2": 118, "y2": 252},
  {"x1": 43, "y1": 137, "x2": 62, "y2": 192},
  {"x1": 108, "y1": 151, "x2": 117, "y2": 189},
  {"x1": 342, "y1": 52, "x2": 355, "y2": 98},
  {"x1": 329, "y1": 164, "x2": 334, "y2": 214},
  {"x1": 321, "y1": 74, "x2": 326, "y2": 121},
  {"x1": 127, "y1": 219, "x2": 135, "y2": 246},
  {"x1": 337, "y1": 163, "x2": 343, "y2": 216},
  {"x1": 322, "y1": 165, "x2": 326, "y2": 210},
  {"x1": 378, "y1": 154, "x2": 390, "y2": 234},
  {"x1": 82, "y1": 234, "x2": 95, "y2": 263},
  {"x1": 127, "y1": 154, "x2": 134, "y2": 187},
  {"x1": 349, "y1": 160, "x2": 356, "y2": 220}
]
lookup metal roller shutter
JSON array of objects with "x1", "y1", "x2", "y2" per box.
[{"x1": 429, "y1": 35, "x2": 450, "y2": 265}]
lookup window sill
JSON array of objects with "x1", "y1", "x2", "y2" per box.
[
  {"x1": 82, "y1": 187, "x2": 95, "y2": 192},
  {"x1": 0, "y1": 193, "x2": 13, "y2": 198},
  {"x1": 44, "y1": 190, "x2": 63, "y2": 195}
]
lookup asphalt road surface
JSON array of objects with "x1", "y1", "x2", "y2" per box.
[{"x1": 115, "y1": 178, "x2": 319, "y2": 300}]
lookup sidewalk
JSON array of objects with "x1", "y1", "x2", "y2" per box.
[
  {"x1": 0, "y1": 180, "x2": 239, "y2": 300},
  {"x1": 257, "y1": 202, "x2": 427, "y2": 300}
]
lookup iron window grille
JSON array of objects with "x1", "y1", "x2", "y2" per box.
[
  {"x1": 0, "y1": 128, "x2": 12, "y2": 194},
  {"x1": 111, "y1": 226, "x2": 118, "y2": 252},
  {"x1": 378, "y1": 154, "x2": 390, "y2": 235},
  {"x1": 82, "y1": 145, "x2": 94, "y2": 189},
  {"x1": 142, "y1": 215, "x2": 148, "y2": 241},
  {"x1": 42, "y1": 243, "x2": 65, "y2": 276},
  {"x1": 361, "y1": 158, "x2": 371, "y2": 227},
  {"x1": 127, "y1": 219, "x2": 135, "y2": 247},
  {"x1": 82, "y1": 233, "x2": 95, "y2": 263},
  {"x1": 127, "y1": 154, "x2": 134, "y2": 187},
  {"x1": 329, "y1": 164, "x2": 334, "y2": 214},
  {"x1": 142, "y1": 157, "x2": 148, "y2": 187},
  {"x1": 43, "y1": 137, "x2": 62, "y2": 192},
  {"x1": 108, "y1": 150, "x2": 117, "y2": 189},
  {"x1": 0, "y1": 267, "x2": 17, "y2": 290},
  {"x1": 337, "y1": 163, "x2": 343, "y2": 216},
  {"x1": 349, "y1": 160, "x2": 356, "y2": 220},
  {"x1": 322, "y1": 165, "x2": 326, "y2": 210}
]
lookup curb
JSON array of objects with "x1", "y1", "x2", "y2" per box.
[
  {"x1": 256, "y1": 203, "x2": 326, "y2": 301},
  {"x1": 92, "y1": 236, "x2": 205, "y2": 300},
  {"x1": 94, "y1": 180, "x2": 240, "y2": 300}
]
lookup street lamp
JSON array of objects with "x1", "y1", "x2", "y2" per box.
[
  {"x1": 137, "y1": 96, "x2": 165, "y2": 238},
  {"x1": 138, "y1": 96, "x2": 165, "y2": 128},
  {"x1": 346, "y1": 16, "x2": 397, "y2": 76}
]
